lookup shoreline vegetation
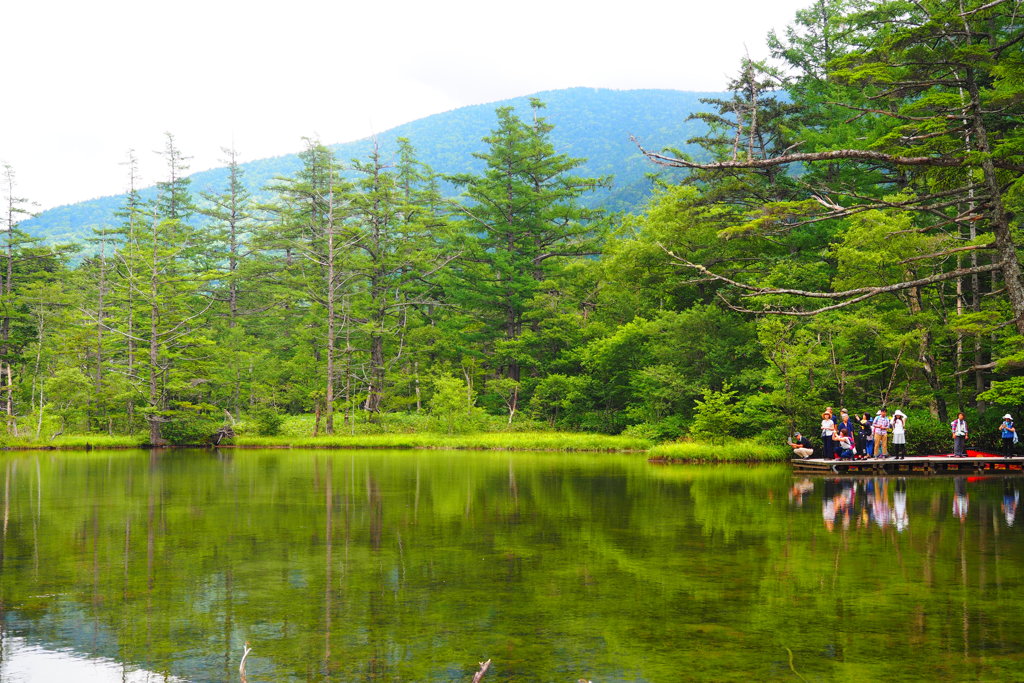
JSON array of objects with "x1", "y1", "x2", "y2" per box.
[
  {"x1": 0, "y1": 2, "x2": 1021, "y2": 482},
  {"x1": 0, "y1": 431, "x2": 789, "y2": 462},
  {"x1": 0, "y1": 408, "x2": 1001, "y2": 463}
]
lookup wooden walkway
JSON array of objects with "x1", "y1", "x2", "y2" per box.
[{"x1": 792, "y1": 450, "x2": 1023, "y2": 475}]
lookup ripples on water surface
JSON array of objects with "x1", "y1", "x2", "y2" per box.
[{"x1": 0, "y1": 449, "x2": 1021, "y2": 681}]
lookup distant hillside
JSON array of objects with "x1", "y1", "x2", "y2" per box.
[{"x1": 20, "y1": 88, "x2": 717, "y2": 245}]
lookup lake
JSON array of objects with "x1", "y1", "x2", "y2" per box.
[{"x1": 0, "y1": 449, "x2": 1020, "y2": 681}]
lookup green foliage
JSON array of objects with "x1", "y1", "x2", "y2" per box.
[
  {"x1": 429, "y1": 374, "x2": 486, "y2": 434},
  {"x1": 249, "y1": 405, "x2": 284, "y2": 436},
  {"x1": 447, "y1": 99, "x2": 609, "y2": 382},
  {"x1": 4, "y1": 25, "x2": 1024, "y2": 449},
  {"x1": 159, "y1": 414, "x2": 223, "y2": 445},
  {"x1": 690, "y1": 385, "x2": 743, "y2": 445},
  {"x1": 620, "y1": 416, "x2": 687, "y2": 442},
  {"x1": 43, "y1": 366, "x2": 92, "y2": 431},
  {"x1": 529, "y1": 373, "x2": 590, "y2": 428},
  {"x1": 905, "y1": 415, "x2": 958, "y2": 457}
]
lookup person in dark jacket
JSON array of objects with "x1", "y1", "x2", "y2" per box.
[
  {"x1": 858, "y1": 413, "x2": 874, "y2": 459},
  {"x1": 788, "y1": 433, "x2": 814, "y2": 459}
]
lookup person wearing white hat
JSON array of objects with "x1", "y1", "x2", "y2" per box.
[
  {"x1": 891, "y1": 410, "x2": 907, "y2": 459},
  {"x1": 1000, "y1": 414, "x2": 1016, "y2": 456}
]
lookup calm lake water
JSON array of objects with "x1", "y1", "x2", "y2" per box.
[{"x1": 0, "y1": 449, "x2": 1021, "y2": 682}]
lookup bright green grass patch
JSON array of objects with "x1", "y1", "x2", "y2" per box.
[
  {"x1": 247, "y1": 412, "x2": 549, "y2": 438},
  {"x1": 0, "y1": 433, "x2": 150, "y2": 450},
  {"x1": 47, "y1": 434, "x2": 151, "y2": 449},
  {"x1": 646, "y1": 439, "x2": 787, "y2": 462},
  {"x1": 234, "y1": 431, "x2": 651, "y2": 452}
]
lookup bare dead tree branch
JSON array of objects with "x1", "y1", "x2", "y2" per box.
[
  {"x1": 472, "y1": 659, "x2": 492, "y2": 683},
  {"x1": 899, "y1": 243, "x2": 995, "y2": 264},
  {"x1": 659, "y1": 243, "x2": 1003, "y2": 316},
  {"x1": 953, "y1": 361, "x2": 998, "y2": 376},
  {"x1": 960, "y1": 0, "x2": 1013, "y2": 17},
  {"x1": 632, "y1": 137, "x2": 1024, "y2": 173}
]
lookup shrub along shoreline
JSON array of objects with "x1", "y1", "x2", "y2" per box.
[
  {"x1": 0, "y1": 431, "x2": 789, "y2": 461},
  {"x1": 646, "y1": 439, "x2": 788, "y2": 463}
]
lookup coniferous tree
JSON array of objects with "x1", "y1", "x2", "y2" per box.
[
  {"x1": 267, "y1": 140, "x2": 352, "y2": 434},
  {"x1": 449, "y1": 100, "x2": 609, "y2": 382},
  {"x1": 347, "y1": 139, "x2": 454, "y2": 414},
  {"x1": 105, "y1": 134, "x2": 213, "y2": 443},
  {"x1": 200, "y1": 146, "x2": 259, "y2": 413}
]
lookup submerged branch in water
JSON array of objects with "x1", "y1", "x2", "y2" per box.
[
  {"x1": 472, "y1": 659, "x2": 491, "y2": 682},
  {"x1": 239, "y1": 641, "x2": 252, "y2": 682}
]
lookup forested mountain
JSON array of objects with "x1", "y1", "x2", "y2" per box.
[
  {"x1": 2, "y1": 0, "x2": 1022, "y2": 448},
  {"x1": 20, "y1": 88, "x2": 713, "y2": 245}
]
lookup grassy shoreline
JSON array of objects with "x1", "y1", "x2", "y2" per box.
[
  {"x1": 646, "y1": 438, "x2": 788, "y2": 463},
  {"x1": 231, "y1": 431, "x2": 652, "y2": 452},
  {"x1": 0, "y1": 431, "x2": 787, "y2": 461}
]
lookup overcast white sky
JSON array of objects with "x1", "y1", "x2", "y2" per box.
[{"x1": 2, "y1": 0, "x2": 812, "y2": 212}]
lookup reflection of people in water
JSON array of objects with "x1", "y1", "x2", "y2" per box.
[
  {"x1": 1003, "y1": 481, "x2": 1019, "y2": 527},
  {"x1": 789, "y1": 478, "x2": 814, "y2": 506},
  {"x1": 822, "y1": 479, "x2": 856, "y2": 531},
  {"x1": 893, "y1": 478, "x2": 909, "y2": 532},
  {"x1": 953, "y1": 477, "x2": 969, "y2": 520},
  {"x1": 871, "y1": 478, "x2": 892, "y2": 528},
  {"x1": 823, "y1": 479, "x2": 837, "y2": 530}
]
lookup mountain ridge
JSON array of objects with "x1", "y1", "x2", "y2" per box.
[{"x1": 20, "y1": 87, "x2": 718, "y2": 245}]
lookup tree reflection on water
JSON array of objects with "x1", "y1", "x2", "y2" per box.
[{"x1": 0, "y1": 450, "x2": 1021, "y2": 681}]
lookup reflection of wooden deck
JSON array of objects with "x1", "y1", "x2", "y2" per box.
[{"x1": 792, "y1": 451, "x2": 1023, "y2": 475}]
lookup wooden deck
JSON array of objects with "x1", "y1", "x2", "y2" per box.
[{"x1": 792, "y1": 450, "x2": 1023, "y2": 475}]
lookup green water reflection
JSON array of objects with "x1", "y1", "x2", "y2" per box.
[{"x1": 0, "y1": 449, "x2": 1021, "y2": 681}]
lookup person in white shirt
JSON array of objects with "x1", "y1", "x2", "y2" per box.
[
  {"x1": 891, "y1": 410, "x2": 907, "y2": 459},
  {"x1": 951, "y1": 412, "x2": 969, "y2": 457},
  {"x1": 821, "y1": 412, "x2": 836, "y2": 459}
]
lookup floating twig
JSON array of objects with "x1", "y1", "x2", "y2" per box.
[
  {"x1": 472, "y1": 658, "x2": 491, "y2": 683},
  {"x1": 786, "y1": 647, "x2": 807, "y2": 682},
  {"x1": 239, "y1": 640, "x2": 252, "y2": 682}
]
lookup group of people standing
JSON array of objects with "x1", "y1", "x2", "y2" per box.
[
  {"x1": 820, "y1": 407, "x2": 908, "y2": 460},
  {"x1": 788, "y1": 408, "x2": 1018, "y2": 459},
  {"x1": 947, "y1": 412, "x2": 1018, "y2": 457},
  {"x1": 789, "y1": 407, "x2": 906, "y2": 460}
]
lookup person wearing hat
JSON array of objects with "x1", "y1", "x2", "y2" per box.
[
  {"x1": 821, "y1": 412, "x2": 836, "y2": 460},
  {"x1": 891, "y1": 410, "x2": 907, "y2": 459},
  {"x1": 787, "y1": 432, "x2": 814, "y2": 459},
  {"x1": 1000, "y1": 414, "x2": 1017, "y2": 456}
]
